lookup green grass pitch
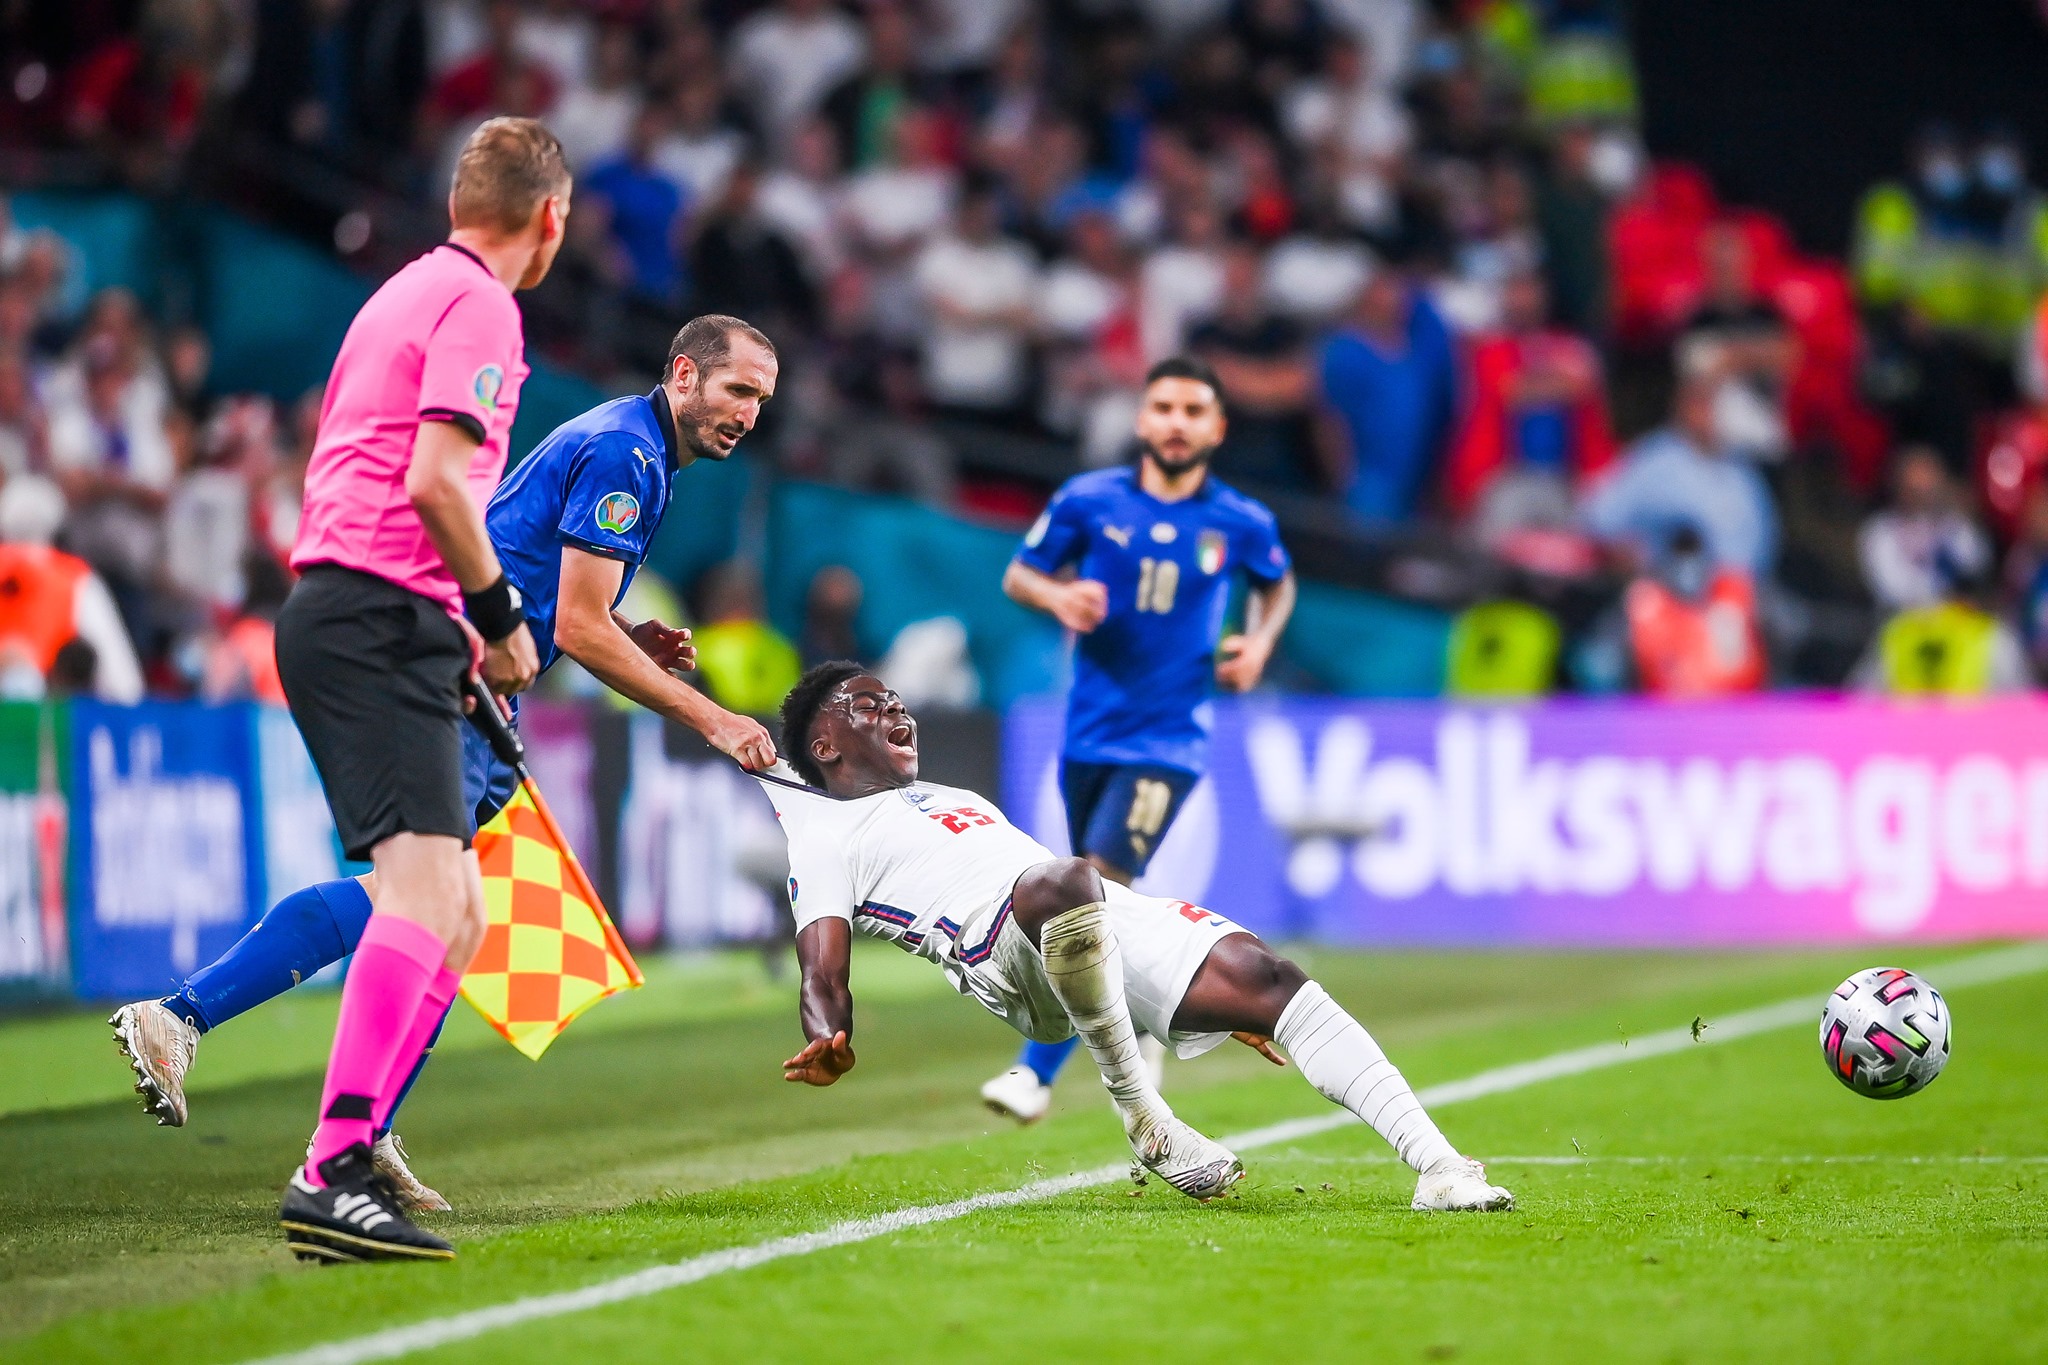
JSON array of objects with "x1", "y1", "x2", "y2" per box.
[{"x1": 3, "y1": 942, "x2": 2043, "y2": 1364}]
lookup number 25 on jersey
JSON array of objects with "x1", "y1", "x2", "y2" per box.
[{"x1": 929, "y1": 807, "x2": 995, "y2": 834}]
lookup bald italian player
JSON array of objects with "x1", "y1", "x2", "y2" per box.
[{"x1": 270, "y1": 116, "x2": 567, "y2": 1263}]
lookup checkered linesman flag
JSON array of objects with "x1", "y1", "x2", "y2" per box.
[{"x1": 460, "y1": 779, "x2": 643, "y2": 1059}]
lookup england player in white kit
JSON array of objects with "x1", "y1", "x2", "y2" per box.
[{"x1": 763, "y1": 661, "x2": 1515, "y2": 1210}]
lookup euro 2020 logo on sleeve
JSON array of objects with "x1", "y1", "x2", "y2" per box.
[
  {"x1": 596, "y1": 491, "x2": 641, "y2": 534},
  {"x1": 472, "y1": 363, "x2": 505, "y2": 411}
]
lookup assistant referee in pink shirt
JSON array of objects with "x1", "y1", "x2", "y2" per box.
[{"x1": 273, "y1": 117, "x2": 567, "y2": 1263}]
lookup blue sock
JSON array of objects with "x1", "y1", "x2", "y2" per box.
[
  {"x1": 1020, "y1": 1037, "x2": 1079, "y2": 1087},
  {"x1": 375, "y1": 1005, "x2": 449, "y2": 1139},
  {"x1": 161, "y1": 878, "x2": 373, "y2": 1033}
]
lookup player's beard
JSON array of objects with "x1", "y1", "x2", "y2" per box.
[
  {"x1": 1139, "y1": 439, "x2": 1216, "y2": 482},
  {"x1": 676, "y1": 383, "x2": 746, "y2": 460}
]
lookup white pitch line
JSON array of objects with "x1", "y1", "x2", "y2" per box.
[
  {"x1": 241, "y1": 940, "x2": 2048, "y2": 1365},
  {"x1": 1283, "y1": 1154, "x2": 2048, "y2": 1166}
]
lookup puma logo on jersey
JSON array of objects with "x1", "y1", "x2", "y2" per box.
[
  {"x1": 1102, "y1": 524, "x2": 1133, "y2": 547},
  {"x1": 632, "y1": 445, "x2": 658, "y2": 472}
]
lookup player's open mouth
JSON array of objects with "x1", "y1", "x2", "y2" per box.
[{"x1": 885, "y1": 721, "x2": 915, "y2": 753}]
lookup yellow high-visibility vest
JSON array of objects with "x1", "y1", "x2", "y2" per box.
[{"x1": 1877, "y1": 601, "x2": 1999, "y2": 696}]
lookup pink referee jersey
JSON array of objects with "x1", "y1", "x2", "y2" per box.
[{"x1": 292, "y1": 242, "x2": 528, "y2": 614}]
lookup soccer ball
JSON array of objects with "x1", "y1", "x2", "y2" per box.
[{"x1": 1819, "y1": 967, "x2": 1950, "y2": 1099}]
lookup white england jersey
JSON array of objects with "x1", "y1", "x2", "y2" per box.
[{"x1": 755, "y1": 766, "x2": 1053, "y2": 966}]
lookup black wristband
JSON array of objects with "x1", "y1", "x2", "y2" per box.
[{"x1": 463, "y1": 575, "x2": 525, "y2": 643}]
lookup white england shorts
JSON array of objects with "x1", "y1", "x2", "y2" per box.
[{"x1": 936, "y1": 881, "x2": 1246, "y2": 1059}]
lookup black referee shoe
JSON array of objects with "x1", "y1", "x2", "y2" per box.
[{"x1": 280, "y1": 1142, "x2": 456, "y2": 1263}]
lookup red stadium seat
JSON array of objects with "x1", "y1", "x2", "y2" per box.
[
  {"x1": 1977, "y1": 408, "x2": 2048, "y2": 542},
  {"x1": 1607, "y1": 162, "x2": 1891, "y2": 486},
  {"x1": 1609, "y1": 161, "x2": 1719, "y2": 345}
]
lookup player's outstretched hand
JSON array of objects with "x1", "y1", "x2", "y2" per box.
[
  {"x1": 628, "y1": 617, "x2": 696, "y2": 672},
  {"x1": 784, "y1": 1030, "x2": 856, "y2": 1086},
  {"x1": 1214, "y1": 633, "x2": 1272, "y2": 693},
  {"x1": 1054, "y1": 579, "x2": 1110, "y2": 634},
  {"x1": 708, "y1": 710, "x2": 778, "y2": 771},
  {"x1": 1233, "y1": 1031, "x2": 1288, "y2": 1066},
  {"x1": 484, "y1": 622, "x2": 541, "y2": 695}
]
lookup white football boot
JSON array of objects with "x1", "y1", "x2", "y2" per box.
[
  {"x1": 1127, "y1": 1112, "x2": 1244, "y2": 1202},
  {"x1": 1412, "y1": 1156, "x2": 1515, "y2": 1212},
  {"x1": 110, "y1": 1001, "x2": 199, "y2": 1127},
  {"x1": 979, "y1": 1065, "x2": 1052, "y2": 1124},
  {"x1": 373, "y1": 1132, "x2": 452, "y2": 1214}
]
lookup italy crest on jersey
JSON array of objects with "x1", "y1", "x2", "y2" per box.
[
  {"x1": 1197, "y1": 528, "x2": 1228, "y2": 575},
  {"x1": 595, "y1": 491, "x2": 641, "y2": 534}
]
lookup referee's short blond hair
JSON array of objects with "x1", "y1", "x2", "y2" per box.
[{"x1": 450, "y1": 117, "x2": 571, "y2": 234}]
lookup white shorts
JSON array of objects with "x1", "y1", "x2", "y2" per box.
[{"x1": 936, "y1": 881, "x2": 1246, "y2": 1059}]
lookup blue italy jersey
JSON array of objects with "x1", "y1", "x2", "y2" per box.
[
  {"x1": 486, "y1": 388, "x2": 679, "y2": 671},
  {"x1": 1016, "y1": 466, "x2": 1290, "y2": 774}
]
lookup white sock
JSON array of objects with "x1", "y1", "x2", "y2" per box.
[
  {"x1": 1275, "y1": 981, "x2": 1458, "y2": 1174},
  {"x1": 1105, "y1": 1034, "x2": 1170, "y2": 1116},
  {"x1": 1039, "y1": 903, "x2": 1169, "y2": 1130}
]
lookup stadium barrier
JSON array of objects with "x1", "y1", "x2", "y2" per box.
[
  {"x1": 0, "y1": 697, "x2": 996, "y2": 1004},
  {"x1": 1006, "y1": 694, "x2": 2048, "y2": 946},
  {"x1": 11, "y1": 692, "x2": 2048, "y2": 1005}
]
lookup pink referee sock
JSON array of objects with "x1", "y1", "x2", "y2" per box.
[
  {"x1": 306, "y1": 914, "x2": 449, "y2": 1182},
  {"x1": 374, "y1": 964, "x2": 462, "y2": 1131}
]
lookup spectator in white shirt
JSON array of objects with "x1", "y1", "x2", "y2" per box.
[
  {"x1": 166, "y1": 398, "x2": 275, "y2": 612},
  {"x1": 514, "y1": 0, "x2": 594, "y2": 94},
  {"x1": 1859, "y1": 444, "x2": 1993, "y2": 615},
  {"x1": 550, "y1": 21, "x2": 641, "y2": 172},
  {"x1": 1266, "y1": 199, "x2": 1375, "y2": 322},
  {"x1": 1139, "y1": 200, "x2": 1227, "y2": 362},
  {"x1": 1037, "y1": 208, "x2": 1145, "y2": 460},
  {"x1": 918, "y1": 0, "x2": 1024, "y2": 76},
  {"x1": 913, "y1": 183, "x2": 1039, "y2": 416},
  {"x1": 654, "y1": 72, "x2": 746, "y2": 205},
  {"x1": 1282, "y1": 34, "x2": 1411, "y2": 232},
  {"x1": 841, "y1": 105, "x2": 957, "y2": 253},
  {"x1": 1318, "y1": 0, "x2": 1419, "y2": 83},
  {"x1": 425, "y1": 0, "x2": 485, "y2": 79},
  {"x1": 46, "y1": 334, "x2": 176, "y2": 496},
  {"x1": 758, "y1": 116, "x2": 847, "y2": 283},
  {"x1": 728, "y1": 0, "x2": 866, "y2": 150}
]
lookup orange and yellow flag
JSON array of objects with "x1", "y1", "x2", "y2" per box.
[{"x1": 460, "y1": 781, "x2": 643, "y2": 1059}]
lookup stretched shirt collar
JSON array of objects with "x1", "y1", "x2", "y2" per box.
[{"x1": 648, "y1": 386, "x2": 681, "y2": 469}]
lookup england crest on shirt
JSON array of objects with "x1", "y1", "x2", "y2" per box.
[{"x1": 1197, "y1": 528, "x2": 1228, "y2": 575}]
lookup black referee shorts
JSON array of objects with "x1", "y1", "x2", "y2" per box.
[{"x1": 275, "y1": 564, "x2": 474, "y2": 862}]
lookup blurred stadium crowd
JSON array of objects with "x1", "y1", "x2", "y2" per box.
[{"x1": 3, "y1": 0, "x2": 2048, "y2": 709}]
